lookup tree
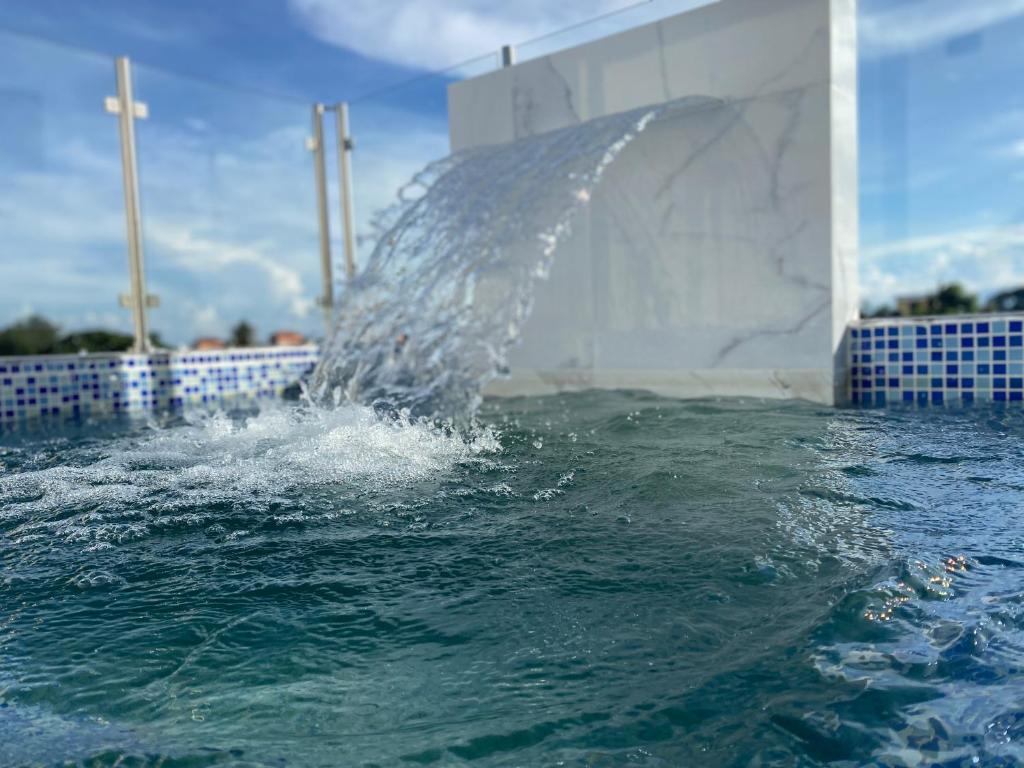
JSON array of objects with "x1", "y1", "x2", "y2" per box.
[
  {"x1": 53, "y1": 329, "x2": 134, "y2": 353},
  {"x1": 0, "y1": 315, "x2": 60, "y2": 355},
  {"x1": 986, "y1": 287, "x2": 1024, "y2": 313},
  {"x1": 886, "y1": 282, "x2": 979, "y2": 317},
  {"x1": 0, "y1": 315, "x2": 168, "y2": 355},
  {"x1": 930, "y1": 283, "x2": 978, "y2": 315},
  {"x1": 862, "y1": 303, "x2": 897, "y2": 319},
  {"x1": 230, "y1": 320, "x2": 255, "y2": 347}
]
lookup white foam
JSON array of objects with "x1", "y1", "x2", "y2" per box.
[{"x1": 0, "y1": 403, "x2": 499, "y2": 547}]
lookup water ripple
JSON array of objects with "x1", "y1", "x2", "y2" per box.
[{"x1": 2, "y1": 394, "x2": 1023, "y2": 766}]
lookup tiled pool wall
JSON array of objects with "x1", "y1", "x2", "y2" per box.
[
  {"x1": 4, "y1": 318, "x2": 1023, "y2": 425},
  {"x1": 849, "y1": 315, "x2": 1024, "y2": 406},
  {"x1": 0, "y1": 346, "x2": 317, "y2": 427}
]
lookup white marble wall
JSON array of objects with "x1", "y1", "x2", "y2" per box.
[{"x1": 449, "y1": 0, "x2": 858, "y2": 405}]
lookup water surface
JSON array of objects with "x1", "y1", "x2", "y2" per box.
[{"x1": 2, "y1": 393, "x2": 1024, "y2": 766}]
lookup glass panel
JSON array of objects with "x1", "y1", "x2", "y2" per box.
[
  {"x1": 345, "y1": 53, "x2": 500, "y2": 271},
  {"x1": 132, "y1": 63, "x2": 319, "y2": 348},
  {"x1": 0, "y1": 29, "x2": 128, "y2": 351},
  {"x1": 515, "y1": 0, "x2": 720, "y2": 62},
  {"x1": 341, "y1": 2, "x2": 728, "y2": 273},
  {"x1": 857, "y1": 2, "x2": 1024, "y2": 315},
  {"x1": 5, "y1": 1, "x2": 1022, "y2": 353}
]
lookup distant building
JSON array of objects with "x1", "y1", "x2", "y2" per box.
[
  {"x1": 193, "y1": 337, "x2": 226, "y2": 350},
  {"x1": 270, "y1": 330, "x2": 306, "y2": 347},
  {"x1": 895, "y1": 283, "x2": 978, "y2": 317},
  {"x1": 896, "y1": 294, "x2": 935, "y2": 316}
]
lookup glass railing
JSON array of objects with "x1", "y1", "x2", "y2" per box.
[
  {"x1": 513, "y1": 0, "x2": 718, "y2": 62},
  {"x1": 0, "y1": 29, "x2": 128, "y2": 351},
  {"x1": 345, "y1": 53, "x2": 499, "y2": 270},
  {"x1": 131, "y1": 63, "x2": 319, "y2": 348},
  {"x1": 329, "y1": 0, "x2": 1024, "y2": 320},
  {"x1": 2, "y1": 0, "x2": 1023, "y2": 346},
  {"x1": 338, "y1": 0, "x2": 725, "y2": 273},
  {"x1": 0, "y1": 27, "x2": 325, "y2": 351},
  {"x1": 857, "y1": 3, "x2": 1024, "y2": 316}
]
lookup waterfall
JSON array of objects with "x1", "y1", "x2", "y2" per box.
[{"x1": 310, "y1": 96, "x2": 718, "y2": 421}]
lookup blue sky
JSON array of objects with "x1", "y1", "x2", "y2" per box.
[{"x1": 0, "y1": 0, "x2": 1022, "y2": 344}]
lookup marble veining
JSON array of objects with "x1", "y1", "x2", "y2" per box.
[{"x1": 713, "y1": 298, "x2": 831, "y2": 367}]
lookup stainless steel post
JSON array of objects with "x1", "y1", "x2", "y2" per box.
[
  {"x1": 308, "y1": 103, "x2": 333, "y2": 328},
  {"x1": 501, "y1": 45, "x2": 517, "y2": 67},
  {"x1": 334, "y1": 102, "x2": 357, "y2": 281},
  {"x1": 105, "y1": 56, "x2": 154, "y2": 353}
]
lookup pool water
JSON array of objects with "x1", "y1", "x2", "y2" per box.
[{"x1": 2, "y1": 392, "x2": 1024, "y2": 766}]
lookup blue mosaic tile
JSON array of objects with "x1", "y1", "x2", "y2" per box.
[
  {"x1": 0, "y1": 347, "x2": 317, "y2": 426},
  {"x1": 849, "y1": 315, "x2": 1024, "y2": 406}
]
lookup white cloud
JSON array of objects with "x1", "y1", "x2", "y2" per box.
[
  {"x1": 861, "y1": 225, "x2": 1024, "y2": 305},
  {"x1": 289, "y1": 0, "x2": 637, "y2": 71},
  {"x1": 146, "y1": 222, "x2": 313, "y2": 319},
  {"x1": 860, "y1": 0, "x2": 1024, "y2": 58}
]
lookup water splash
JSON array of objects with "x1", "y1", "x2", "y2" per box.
[
  {"x1": 0, "y1": 403, "x2": 498, "y2": 550},
  {"x1": 311, "y1": 97, "x2": 719, "y2": 421}
]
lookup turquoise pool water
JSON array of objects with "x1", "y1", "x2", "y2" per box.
[{"x1": 2, "y1": 393, "x2": 1024, "y2": 766}]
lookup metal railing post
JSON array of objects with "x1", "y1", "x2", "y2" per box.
[
  {"x1": 334, "y1": 102, "x2": 357, "y2": 282},
  {"x1": 105, "y1": 56, "x2": 157, "y2": 353},
  {"x1": 501, "y1": 45, "x2": 517, "y2": 67},
  {"x1": 307, "y1": 103, "x2": 333, "y2": 329}
]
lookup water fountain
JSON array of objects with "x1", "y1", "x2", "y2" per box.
[{"x1": 314, "y1": 0, "x2": 859, "y2": 416}]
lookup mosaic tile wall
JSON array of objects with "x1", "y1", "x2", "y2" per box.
[
  {"x1": 849, "y1": 315, "x2": 1024, "y2": 406},
  {"x1": 8, "y1": 321, "x2": 1024, "y2": 421},
  {"x1": 0, "y1": 346, "x2": 318, "y2": 427}
]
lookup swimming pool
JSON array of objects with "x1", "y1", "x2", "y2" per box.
[{"x1": 2, "y1": 392, "x2": 1022, "y2": 766}]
